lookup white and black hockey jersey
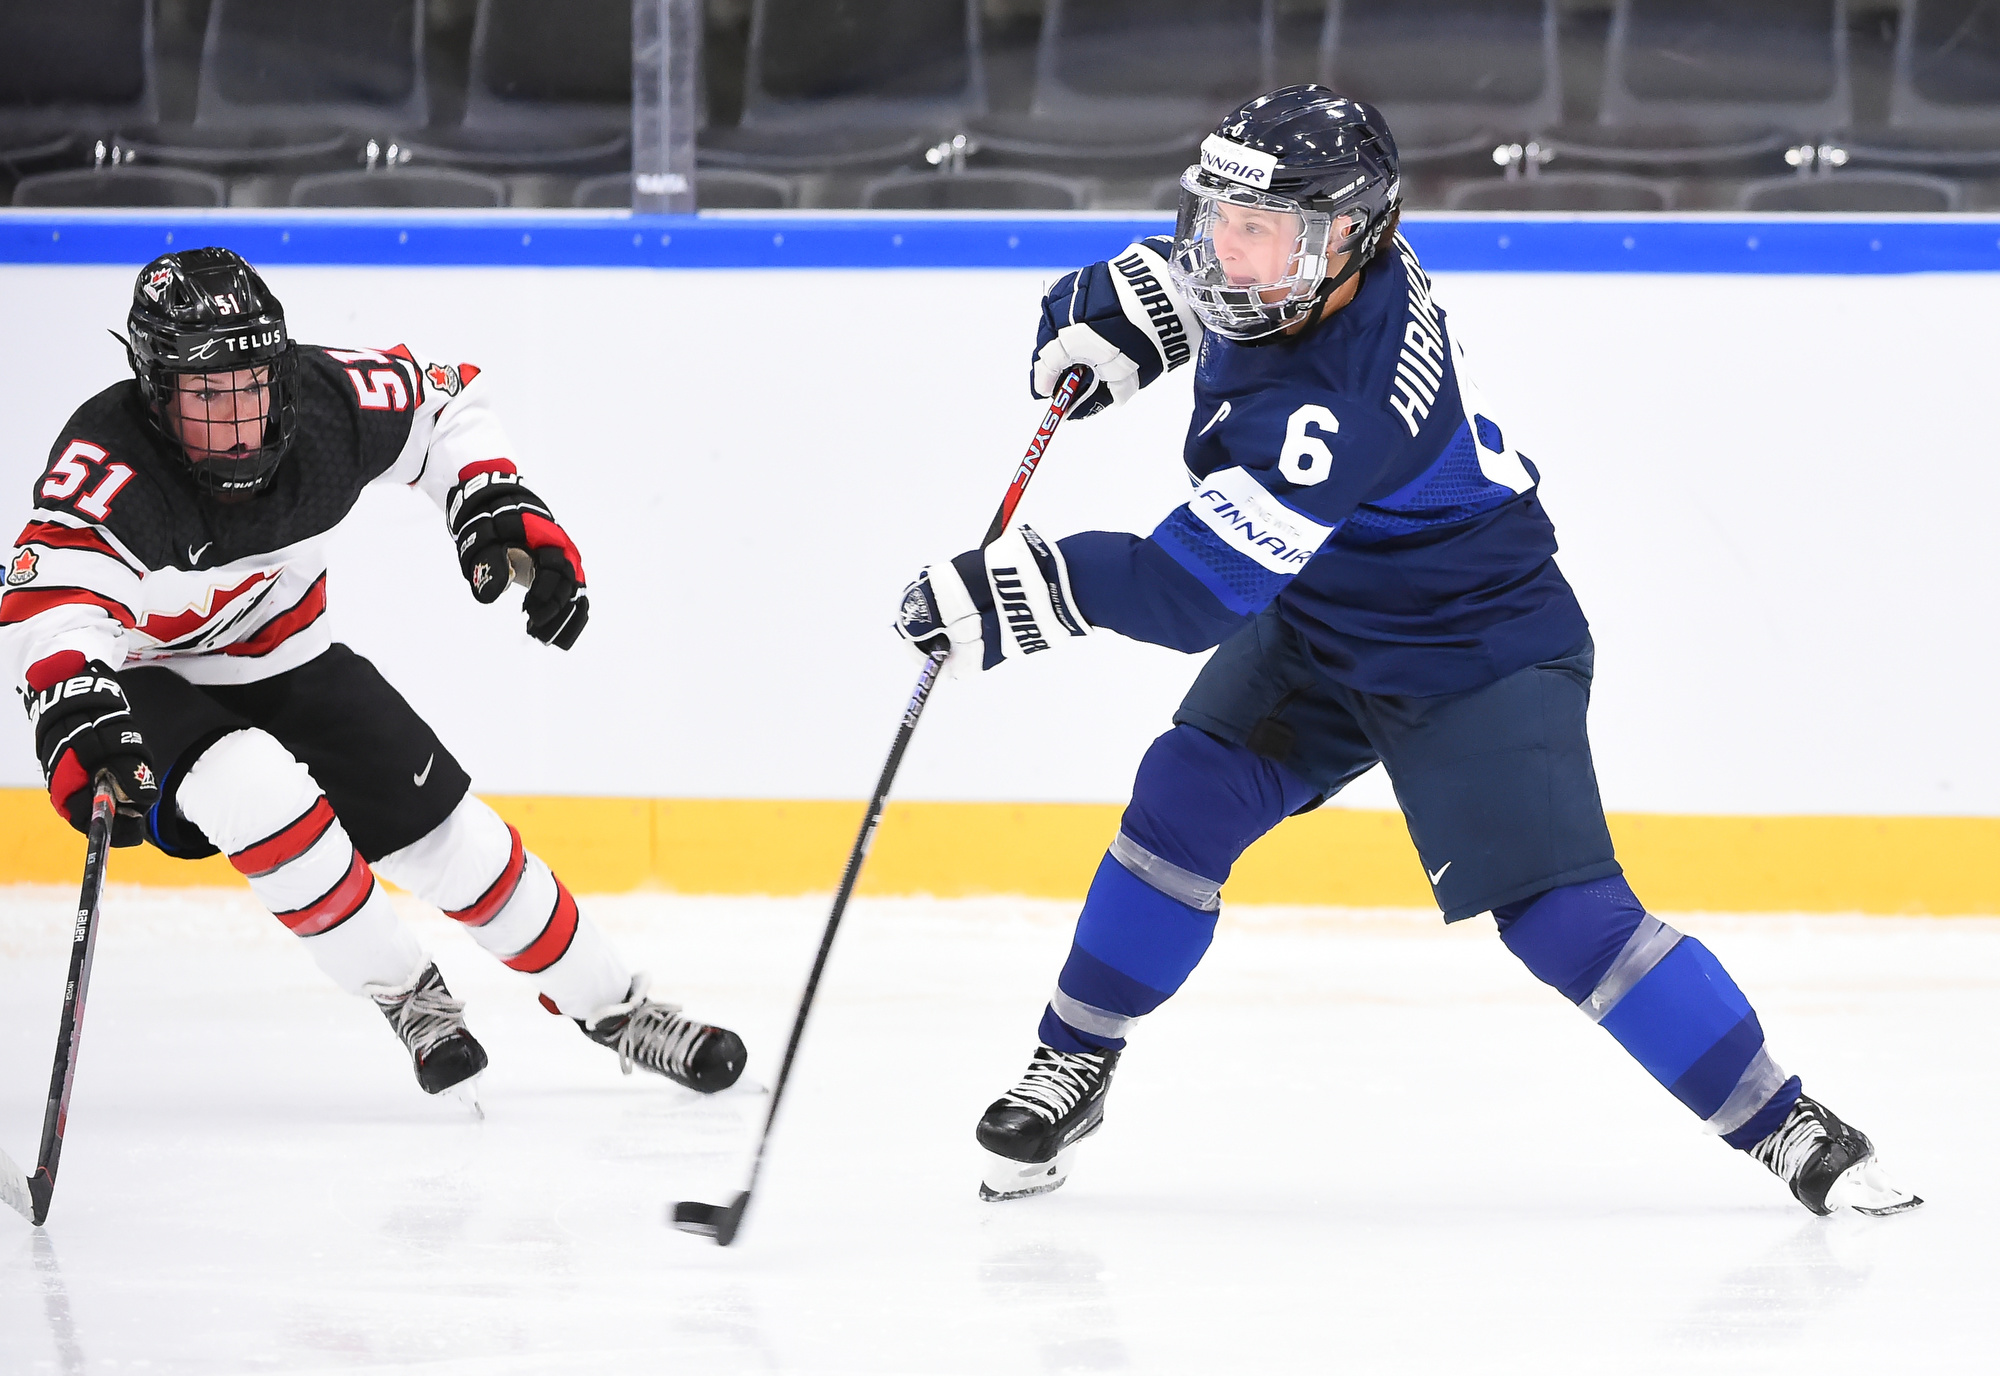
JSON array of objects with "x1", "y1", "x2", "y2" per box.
[{"x1": 3, "y1": 345, "x2": 511, "y2": 690}]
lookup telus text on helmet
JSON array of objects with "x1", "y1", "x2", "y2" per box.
[
  {"x1": 1198, "y1": 135, "x2": 1279, "y2": 190},
  {"x1": 182, "y1": 327, "x2": 285, "y2": 363}
]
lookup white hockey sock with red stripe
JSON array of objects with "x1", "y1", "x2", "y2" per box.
[
  {"x1": 374, "y1": 794, "x2": 629, "y2": 1017},
  {"x1": 176, "y1": 729, "x2": 425, "y2": 994}
]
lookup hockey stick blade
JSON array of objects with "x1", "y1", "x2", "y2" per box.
[
  {"x1": 0, "y1": 1146, "x2": 33, "y2": 1224},
  {"x1": 670, "y1": 1191, "x2": 750, "y2": 1246}
]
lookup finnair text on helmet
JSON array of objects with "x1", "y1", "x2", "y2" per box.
[{"x1": 1199, "y1": 135, "x2": 1279, "y2": 189}]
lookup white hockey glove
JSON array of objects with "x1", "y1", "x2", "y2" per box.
[
  {"x1": 892, "y1": 526, "x2": 1092, "y2": 678},
  {"x1": 1031, "y1": 236, "x2": 1200, "y2": 418}
]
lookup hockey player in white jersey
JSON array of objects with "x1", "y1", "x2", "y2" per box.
[{"x1": 5, "y1": 247, "x2": 745, "y2": 1100}]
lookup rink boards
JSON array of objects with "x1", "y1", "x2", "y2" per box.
[{"x1": 0, "y1": 210, "x2": 1996, "y2": 914}]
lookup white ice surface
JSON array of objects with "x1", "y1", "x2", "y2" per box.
[{"x1": 2, "y1": 888, "x2": 1994, "y2": 1375}]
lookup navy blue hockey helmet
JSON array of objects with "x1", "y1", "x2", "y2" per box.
[
  {"x1": 1168, "y1": 85, "x2": 1402, "y2": 341},
  {"x1": 125, "y1": 247, "x2": 299, "y2": 496}
]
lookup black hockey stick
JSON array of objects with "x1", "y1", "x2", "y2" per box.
[
  {"x1": 671, "y1": 364, "x2": 1094, "y2": 1246},
  {"x1": 2, "y1": 773, "x2": 116, "y2": 1226}
]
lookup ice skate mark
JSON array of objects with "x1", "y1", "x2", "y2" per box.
[{"x1": 413, "y1": 753, "x2": 434, "y2": 787}]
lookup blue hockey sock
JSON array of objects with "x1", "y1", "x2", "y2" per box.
[
  {"x1": 1040, "y1": 726, "x2": 1317, "y2": 1054},
  {"x1": 1495, "y1": 877, "x2": 1801, "y2": 1149},
  {"x1": 1041, "y1": 856, "x2": 1218, "y2": 1053}
]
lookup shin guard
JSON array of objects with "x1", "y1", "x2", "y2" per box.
[
  {"x1": 1496, "y1": 877, "x2": 1800, "y2": 1148},
  {"x1": 177, "y1": 729, "x2": 424, "y2": 994},
  {"x1": 374, "y1": 794, "x2": 629, "y2": 1016},
  {"x1": 1040, "y1": 725, "x2": 1317, "y2": 1054}
]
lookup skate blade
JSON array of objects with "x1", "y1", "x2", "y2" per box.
[
  {"x1": 979, "y1": 1145, "x2": 1075, "y2": 1202},
  {"x1": 444, "y1": 1076, "x2": 485, "y2": 1120},
  {"x1": 1826, "y1": 1156, "x2": 1922, "y2": 1216}
]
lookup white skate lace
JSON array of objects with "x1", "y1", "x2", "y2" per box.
[
  {"x1": 998, "y1": 1050, "x2": 1104, "y2": 1124},
  {"x1": 587, "y1": 975, "x2": 706, "y2": 1078},
  {"x1": 1750, "y1": 1101, "x2": 1828, "y2": 1184},
  {"x1": 368, "y1": 968, "x2": 467, "y2": 1061}
]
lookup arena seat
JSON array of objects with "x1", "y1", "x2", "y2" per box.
[
  {"x1": 700, "y1": 0, "x2": 981, "y2": 173},
  {"x1": 13, "y1": 165, "x2": 225, "y2": 207}
]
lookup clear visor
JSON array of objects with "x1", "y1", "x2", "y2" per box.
[{"x1": 1168, "y1": 169, "x2": 1371, "y2": 340}]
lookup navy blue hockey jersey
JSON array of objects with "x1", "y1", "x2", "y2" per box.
[{"x1": 1059, "y1": 236, "x2": 1589, "y2": 697}]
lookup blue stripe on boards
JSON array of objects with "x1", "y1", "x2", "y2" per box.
[{"x1": 4, "y1": 212, "x2": 2000, "y2": 273}]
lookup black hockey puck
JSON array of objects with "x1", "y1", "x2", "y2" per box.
[{"x1": 670, "y1": 1191, "x2": 750, "y2": 1246}]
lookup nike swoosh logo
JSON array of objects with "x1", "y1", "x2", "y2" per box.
[
  {"x1": 413, "y1": 753, "x2": 434, "y2": 787},
  {"x1": 1197, "y1": 400, "x2": 1232, "y2": 437},
  {"x1": 188, "y1": 542, "x2": 212, "y2": 564},
  {"x1": 1426, "y1": 861, "x2": 1452, "y2": 885}
]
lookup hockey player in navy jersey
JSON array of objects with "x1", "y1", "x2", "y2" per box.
[
  {"x1": 894, "y1": 87, "x2": 1918, "y2": 1217},
  {"x1": 4, "y1": 247, "x2": 745, "y2": 1103}
]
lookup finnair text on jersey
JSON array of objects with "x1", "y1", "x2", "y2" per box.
[{"x1": 1193, "y1": 487, "x2": 1317, "y2": 569}]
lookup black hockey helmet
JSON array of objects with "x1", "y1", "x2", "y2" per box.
[
  {"x1": 1168, "y1": 85, "x2": 1402, "y2": 341},
  {"x1": 125, "y1": 247, "x2": 299, "y2": 495}
]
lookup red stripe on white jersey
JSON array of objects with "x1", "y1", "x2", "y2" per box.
[
  {"x1": 222, "y1": 573, "x2": 328, "y2": 658},
  {"x1": 24, "y1": 649, "x2": 89, "y2": 693},
  {"x1": 273, "y1": 848, "x2": 375, "y2": 938},
  {"x1": 455, "y1": 457, "x2": 517, "y2": 484},
  {"x1": 503, "y1": 878, "x2": 579, "y2": 974},
  {"x1": 0, "y1": 586, "x2": 138, "y2": 629},
  {"x1": 230, "y1": 797, "x2": 337, "y2": 878},
  {"x1": 15, "y1": 521, "x2": 125, "y2": 560}
]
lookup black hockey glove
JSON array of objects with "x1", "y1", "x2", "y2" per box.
[
  {"x1": 1031, "y1": 237, "x2": 1199, "y2": 418},
  {"x1": 892, "y1": 526, "x2": 1092, "y2": 679},
  {"x1": 446, "y1": 463, "x2": 590, "y2": 650},
  {"x1": 23, "y1": 652, "x2": 158, "y2": 846}
]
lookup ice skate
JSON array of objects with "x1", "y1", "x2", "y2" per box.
[
  {"x1": 1748, "y1": 1094, "x2": 1922, "y2": 1217},
  {"x1": 367, "y1": 962, "x2": 489, "y2": 1099},
  {"x1": 976, "y1": 1044, "x2": 1119, "y2": 1201},
  {"x1": 580, "y1": 975, "x2": 746, "y2": 1093}
]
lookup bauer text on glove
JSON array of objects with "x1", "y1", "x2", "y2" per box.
[
  {"x1": 1031, "y1": 237, "x2": 1200, "y2": 419},
  {"x1": 22, "y1": 651, "x2": 158, "y2": 846},
  {"x1": 446, "y1": 461, "x2": 590, "y2": 649}
]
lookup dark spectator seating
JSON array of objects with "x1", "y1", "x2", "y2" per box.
[
  {"x1": 1737, "y1": 169, "x2": 1962, "y2": 210},
  {"x1": 1844, "y1": 1, "x2": 2000, "y2": 172},
  {"x1": 289, "y1": 168, "x2": 506, "y2": 208},
  {"x1": 1318, "y1": 0, "x2": 1559, "y2": 165},
  {"x1": 1446, "y1": 172, "x2": 1672, "y2": 211},
  {"x1": 0, "y1": 0, "x2": 156, "y2": 160},
  {"x1": 196, "y1": 0, "x2": 427, "y2": 134},
  {"x1": 407, "y1": 0, "x2": 631, "y2": 169},
  {"x1": 860, "y1": 169, "x2": 1093, "y2": 210},
  {"x1": 969, "y1": 0, "x2": 1272, "y2": 171},
  {"x1": 1544, "y1": 0, "x2": 1850, "y2": 175},
  {"x1": 1892, "y1": 0, "x2": 2000, "y2": 129},
  {"x1": 573, "y1": 170, "x2": 798, "y2": 210},
  {"x1": 700, "y1": 0, "x2": 981, "y2": 172},
  {"x1": 14, "y1": 166, "x2": 225, "y2": 207}
]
